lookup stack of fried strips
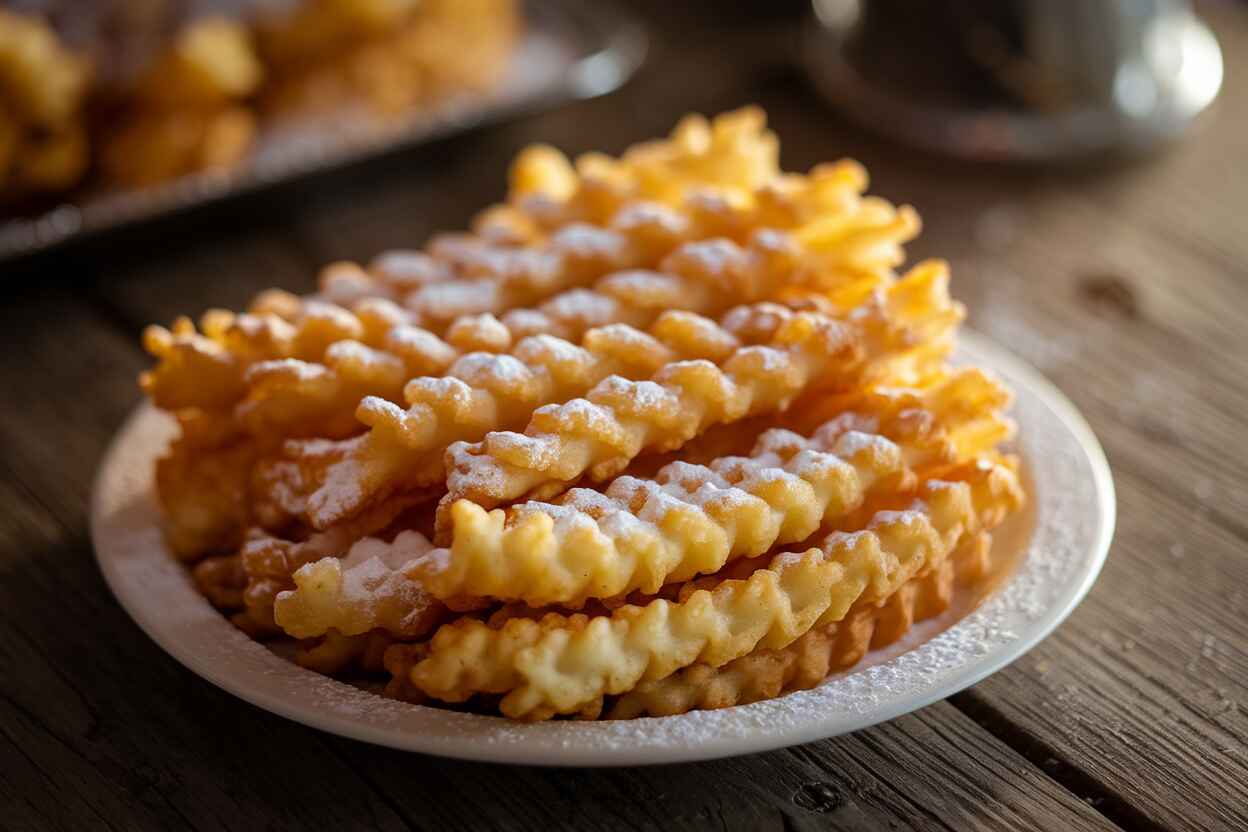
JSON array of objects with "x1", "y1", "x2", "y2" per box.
[{"x1": 141, "y1": 107, "x2": 1024, "y2": 720}]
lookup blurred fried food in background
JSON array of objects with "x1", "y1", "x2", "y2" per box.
[
  {"x1": 100, "y1": 16, "x2": 261, "y2": 187},
  {"x1": 0, "y1": 0, "x2": 519, "y2": 201},
  {"x1": 259, "y1": 0, "x2": 519, "y2": 119},
  {"x1": 0, "y1": 9, "x2": 91, "y2": 202}
]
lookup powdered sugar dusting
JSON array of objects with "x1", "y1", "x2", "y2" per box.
[
  {"x1": 386, "y1": 325, "x2": 452, "y2": 356},
  {"x1": 591, "y1": 323, "x2": 652, "y2": 348},
  {"x1": 245, "y1": 358, "x2": 330, "y2": 383},
  {"x1": 408, "y1": 279, "x2": 501, "y2": 320},
  {"x1": 450, "y1": 352, "x2": 533, "y2": 386},
  {"x1": 549, "y1": 223, "x2": 626, "y2": 259},
  {"x1": 325, "y1": 340, "x2": 398, "y2": 373},
  {"x1": 665, "y1": 238, "x2": 745, "y2": 279},
  {"x1": 300, "y1": 300, "x2": 359, "y2": 331},
  {"x1": 514, "y1": 333, "x2": 590, "y2": 366},
  {"x1": 541, "y1": 288, "x2": 620, "y2": 326},
  {"x1": 502, "y1": 308, "x2": 553, "y2": 333},
  {"x1": 369, "y1": 250, "x2": 453, "y2": 289},
  {"x1": 342, "y1": 530, "x2": 434, "y2": 570},
  {"x1": 91, "y1": 332, "x2": 1112, "y2": 765},
  {"x1": 311, "y1": 452, "x2": 365, "y2": 522},
  {"x1": 609, "y1": 201, "x2": 689, "y2": 236}
]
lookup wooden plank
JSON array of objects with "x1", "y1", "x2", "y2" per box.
[
  {"x1": 947, "y1": 234, "x2": 1248, "y2": 831},
  {"x1": 0, "y1": 297, "x2": 413, "y2": 832},
  {"x1": 328, "y1": 701, "x2": 1117, "y2": 832},
  {"x1": 81, "y1": 227, "x2": 319, "y2": 335}
]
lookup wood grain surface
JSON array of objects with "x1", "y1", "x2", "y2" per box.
[{"x1": 1, "y1": 2, "x2": 1245, "y2": 829}]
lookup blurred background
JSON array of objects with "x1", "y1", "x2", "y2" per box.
[{"x1": 0, "y1": 0, "x2": 1227, "y2": 254}]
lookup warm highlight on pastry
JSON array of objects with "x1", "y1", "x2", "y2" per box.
[
  {"x1": 438, "y1": 311, "x2": 863, "y2": 522},
  {"x1": 409, "y1": 369, "x2": 1008, "y2": 607},
  {"x1": 138, "y1": 108, "x2": 1025, "y2": 721},
  {"x1": 412, "y1": 476, "x2": 986, "y2": 720},
  {"x1": 607, "y1": 529, "x2": 995, "y2": 718},
  {"x1": 294, "y1": 307, "x2": 749, "y2": 532}
]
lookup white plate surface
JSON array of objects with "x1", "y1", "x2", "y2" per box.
[{"x1": 90, "y1": 331, "x2": 1114, "y2": 766}]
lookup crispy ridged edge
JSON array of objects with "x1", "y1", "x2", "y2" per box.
[
  {"x1": 273, "y1": 531, "x2": 444, "y2": 639},
  {"x1": 440, "y1": 310, "x2": 865, "y2": 526},
  {"x1": 411, "y1": 476, "x2": 982, "y2": 719},
  {"x1": 141, "y1": 107, "x2": 918, "y2": 414},
  {"x1": 298, "y1": 306, "x2": 747, "y2": 529},
  {"x1": 606, "y1": 529, "x2": 993, "y2": 718},
  {"x1": 415, "y1": 427, "x2": 907, "y2": 606},
  {"x1": 290, "y1": 258, "x2": 956, "y2": 532}
]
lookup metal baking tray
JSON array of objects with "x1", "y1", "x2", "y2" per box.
[{"x1": 0, "y1": 0, "x2": 646, "y2": 261}]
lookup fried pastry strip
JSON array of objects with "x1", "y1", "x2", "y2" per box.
[
  {"x1": 273, "y1": 530, "x2": 444, "y2": 639},
  {"x1": 500, "y1": 210, "x2": 917, "y2": 343},
  {"x1": 411, "y1": 476, "x2": 983, "y2": 719},
  {"x1": 402, "y1": 223, "x2": 648, "y2": 331},
  {"x1": 607, "y1": 529, "x2": 994, "y2": 718},
  {"x1": 259, "y1": 255, "x2": 957, "y2": 535},
  {"x1": 799, "y1": 365, "x2": 1016, "y2": 471},
  {"x1": 412, "y1": 362, "x2": 1006, "y2": 606},
  {"x1": 416, "y1": 427, "x2": 909, "y2": 607},
  {"x1": 139, "y1": 107, "x2": 813, "y2": 412},
  {"x1": 155, "y1": 416, "x2": 257, "y2": 558},
  {"x1": 293, "y1": 306, "x2": 746, "y2": 529},
  {"x1": 236, "y1": 492, "x2": 426, "y2": 633},
  {"x1": 141, "y1": 292, "x2": 442, "y2": 413},
  {"x1": 440, "y1": 310, "x2": 866, "y2": 526}
]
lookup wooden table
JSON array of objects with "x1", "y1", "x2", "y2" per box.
[{"x1": 3, "y1": 3, "x2": 1245, "y2": 829}]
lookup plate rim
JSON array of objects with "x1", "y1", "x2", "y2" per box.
[{"x1": 90, "y1": 330, "x2": 1115, "y2": 766}]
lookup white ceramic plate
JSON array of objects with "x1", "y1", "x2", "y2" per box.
[{"x1": 91, "y1": 331, "x2": 1114, "y2": 767}]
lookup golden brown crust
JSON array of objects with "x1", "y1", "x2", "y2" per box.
[
  {"x1": 135, "y1": 108, "x2": 1025, "y2": 722},
  {"x1": 606, "y1": 531, "x2": 990, "y2": 718}
]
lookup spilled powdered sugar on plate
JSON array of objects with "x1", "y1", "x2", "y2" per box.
[{"x1": 90, "y1": 331, "x2": 1114, "y2": 766}]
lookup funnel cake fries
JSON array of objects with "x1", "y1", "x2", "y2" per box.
[
  {"x1": 284, "y1": 308, "x2": 742, "y2": 526},
  {"x1": 142, "y1": 109, "x2": 921, "y2": 559},
  {"x1": 411, "y1": 370, "x2": 1009, "y2": 607},
  {"x1": 142, "y1": 106, "x2": 914, "y2": 417},
  {"x1": 418, "y1": 428, "x2": 909, "y2": 608},
  {"x1": 281, "y1": 258, "x2": 960, "y2": 533},
  {"x1": 439, "y1": 311, "x2": 864, "y2": 523},
  {"x1": 273, "y1": 424, "x2": 909, "y2": 636},
  {"x1": 139, "y1": 108, "x2": 1027, "y2": 720},
  {"x1": 605, "y1": 458, "x2": 1020, "y2": 718},
  {"x1": 607, "y1": 529, "x2": 995, "y2": 718},
  {"x1": 410, "y1": 476, "x2": 985, "y2": 720},
  {"x1": 271, "y1": 372, "x2": 1012, "y2": 636}
]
